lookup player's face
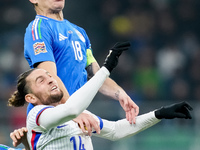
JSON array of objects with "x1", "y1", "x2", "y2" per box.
[
  {"x1": 27, "y1": 69, "x2": 63, "y2": 105},
  {"x1": 34, "y1": 0, "x2": 65, "y2": 13}
]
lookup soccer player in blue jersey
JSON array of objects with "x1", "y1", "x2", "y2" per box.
[{"x1": 24, "y1": 0, "x2": 139, "y2": 133}]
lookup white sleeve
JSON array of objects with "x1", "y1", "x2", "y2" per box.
[
  {"x1": 38, "y1": 67, "x2": 110, "y2": 130},
  {"x1": 93, "y1": 111, "x2": 161, "y2": 141}
]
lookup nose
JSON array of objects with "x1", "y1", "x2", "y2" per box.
[{"x1": 47, "y1": 76, "x2": 54, "y2": 85}]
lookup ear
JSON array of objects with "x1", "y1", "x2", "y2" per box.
[
  {"x1": 29, "y1": 0, "x2": 37, "y2": 4},
  {"x1": 25, "y1": 93, "x2": 38, "y2": 105}
]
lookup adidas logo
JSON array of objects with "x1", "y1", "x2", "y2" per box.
[{"x1": 59, "y1": 33, "x2": 68, "y2": 41}]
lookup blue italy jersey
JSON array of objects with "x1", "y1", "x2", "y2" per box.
[
  {"x1": 0, "y1": 144, "x2": 22, "y2": 150},
  {"x1": 24, "y1": 15, "x2": 90, "y2": 96}
]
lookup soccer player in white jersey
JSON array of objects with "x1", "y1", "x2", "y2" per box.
[{"x1": 8, "y1": 44, "x2": 192, "y2": 150}]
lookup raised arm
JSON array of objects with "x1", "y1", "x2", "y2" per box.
[
  {"x1": 89, "y1": 42, "x2": 139, "y2": 124},
  {"x1": 37, "y1": 42, "x2": 130, "y2": 130}
]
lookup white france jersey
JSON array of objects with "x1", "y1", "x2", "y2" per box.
[{"x1": 26, "y1": 105, "x2": 102, "y2": 150}]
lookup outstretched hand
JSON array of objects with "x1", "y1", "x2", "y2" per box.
[
  {"x1": 118, "y1": 90, "x2": 139, "y2": 124},
  {"x1": 155, "y1": 101, "x2": 193, "y2": 119},
  {"x1": 103, "y1": 41, "x2": 131, "y2": 73}
]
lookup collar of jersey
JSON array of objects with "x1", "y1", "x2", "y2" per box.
[{"x1": 36, "y1": 15, "x2": 66, "y2": 23}]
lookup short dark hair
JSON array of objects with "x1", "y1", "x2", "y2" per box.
[{"x1": 8, "y1": 68, "x2": 37, "y2": 107}]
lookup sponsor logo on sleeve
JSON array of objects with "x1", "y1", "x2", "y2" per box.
[{"x1": 33, "y1": 42, "x2": 47, "y2": 55}]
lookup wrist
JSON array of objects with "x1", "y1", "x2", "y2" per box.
[
  {"x1": 101, "y1": 66, "x2": 110, "y2": 76},
  {"x1": 154, "y1": 107, "x2": 164, "y2": 119}
]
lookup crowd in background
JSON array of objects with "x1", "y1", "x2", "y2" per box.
[{"x1": 0, "y1": 0, "x2": 199, "y2": 149}]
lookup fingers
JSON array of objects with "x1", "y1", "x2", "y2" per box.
[
  {"x1": 12, "y1": 141, "x2": 17, "y2": 147},
  {"x1": 10, "y1": 130, "x2": 21, "y2": 140},
  {"x1": 120, "y1": 99, "x2": 132, "y2": 123},
  {"x1": 77, "y1": 120, "x2": 86, "y2": 133},
  {"x1": 126, "y1": 109, "x2": 136, "y2": 124},
  {"x1": 126, "y1": 107, "x2": 137, "y2": 124},
  {"x1": 135, "y1": 105, "x2": 139, "y2": 116},
  {"x1": 84, "y1": 120, "x2": 92, "y2": 136},
  {"x1": 115, "y1": 41, "x2": 131, "y2": 49},
  {"x1": 174, "y1": 112, "x2": 188, "y2": 119},
  {"x1": 112, "y1": 41, "x2": 131, "y2": 52},
  {"x1": 10, "y1": 127, "x2": 27, "y2": 147},
  {"x1": 182, "y1": 106, "x2": 192, "y2": 119},
  {"x1": 89, "y1": 120, "x2": 100, "y2": 135},
  {"x1": 121, "y1": 99, "x2": 139, "y2": 124},
  {"x1": 175, "y1": 101, "x2": 193, "y2": 119},
  {"x1": 183, "y1": 102, "x2": 193, "y2": 111},
  {"x1": 126, "y1": 111, "x2": 129, "y2": 123},
  {"x1": 176, "y1": 101, "x2": 193, "y2": 111},
  {"x1": 119, "y1": 94, "x2": 139, "y2": 124},
  {"x1": 73, "y1": 112, "x2": 100, "y2": 136},
  {"x1": 131, "y1": 108, "x2": 136, "y2": 124}
]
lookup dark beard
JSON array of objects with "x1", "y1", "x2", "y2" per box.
[
  {"x1": 48, "y1": 90, "x2": 64, "y2": 104},
  {"x1": 36, "y1": 90, "x2": 64, "y2": 105}
]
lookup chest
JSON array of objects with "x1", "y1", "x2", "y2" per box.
[{"x1": 51, "y1": 22, "x2": 87, "y2": 60}]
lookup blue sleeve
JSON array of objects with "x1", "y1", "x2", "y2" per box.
[
  {"x1": 27, "y1": 103, "x2": 34, "y2": 116},
  {"x1": 92, "y1": 116, "x2": 103, "y2": 134},
  {"x1": 24, "y1": 19, "x2": 55, "y2": 68},
  {"x1": 0, "y1": 144, "x2": 22, "y2": 150}
]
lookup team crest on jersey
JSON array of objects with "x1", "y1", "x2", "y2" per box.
[
  {"x1": 68, "y1": 30, "x2": 73, "y2": 34},
  {"x1": 33, "y1": 42, "x2": 47, "y2": 55},
  {"x1": 74, "y1": 29, "x2": 86, "y2": 43}
]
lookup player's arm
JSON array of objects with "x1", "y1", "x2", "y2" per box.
[
  {"x1": 93, "y1": 101, "x2": 192, "y2": 141},
  {"x1": 92, "y1": 61, "x2": 139, "y2": 124},
  {"x1": 37, "y1": 42, "x2": 128, "y2": 130},
  {"x1": 86, "y1": 43, "x2": 139, "y2": 124}
]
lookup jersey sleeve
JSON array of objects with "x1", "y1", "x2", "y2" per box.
[
  {"x1": 93, "y1": 111, "x2": 160, "y2": 141},
  {"x1": 24, "y1": 18, "x2": 55, "y2": 68},
  {"x1": 27, "y1": 105, "x2": 53, "y2": 132}
]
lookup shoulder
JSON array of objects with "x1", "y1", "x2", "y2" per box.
[
  {"x1": 27, "y1": 105, "x2": 53, "y2": 120},
  {"x1": 25, "y1": 16, "x2": 51, "y2": 33},
  {"x1": 66, "y1": 20, "x2": 87, "y2": 35}
]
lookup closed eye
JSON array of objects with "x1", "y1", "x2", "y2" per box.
[{"x1": 36, "y1": 76, "x2": 45, "y2": 84}]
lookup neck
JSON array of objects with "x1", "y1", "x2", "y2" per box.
[
  {"x1": 35, "y1": 8, "x2": 64, "y2": 21},
  {"x1": 51, "y1": 101, "x2": 60, "y2": 107}
]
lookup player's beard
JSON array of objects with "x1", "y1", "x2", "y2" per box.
[
  {"x1": 48, "y1": 89, "x2": 64, "y2": 104},
  {"x1": 36, "y1": 90, "x2": 64, "y2": 105}
]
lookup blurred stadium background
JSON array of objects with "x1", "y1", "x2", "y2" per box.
[{"x1": 0, "y1": 0, "x2": 199, "y2": 149}]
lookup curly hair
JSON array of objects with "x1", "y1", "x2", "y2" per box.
[{"x1": 8, "y1": 68, "x2": 36, "y2": 107}]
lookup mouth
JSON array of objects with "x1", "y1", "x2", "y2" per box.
[{"x1": 51, "y1": 85, "x2": 58, "y2": 91}]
